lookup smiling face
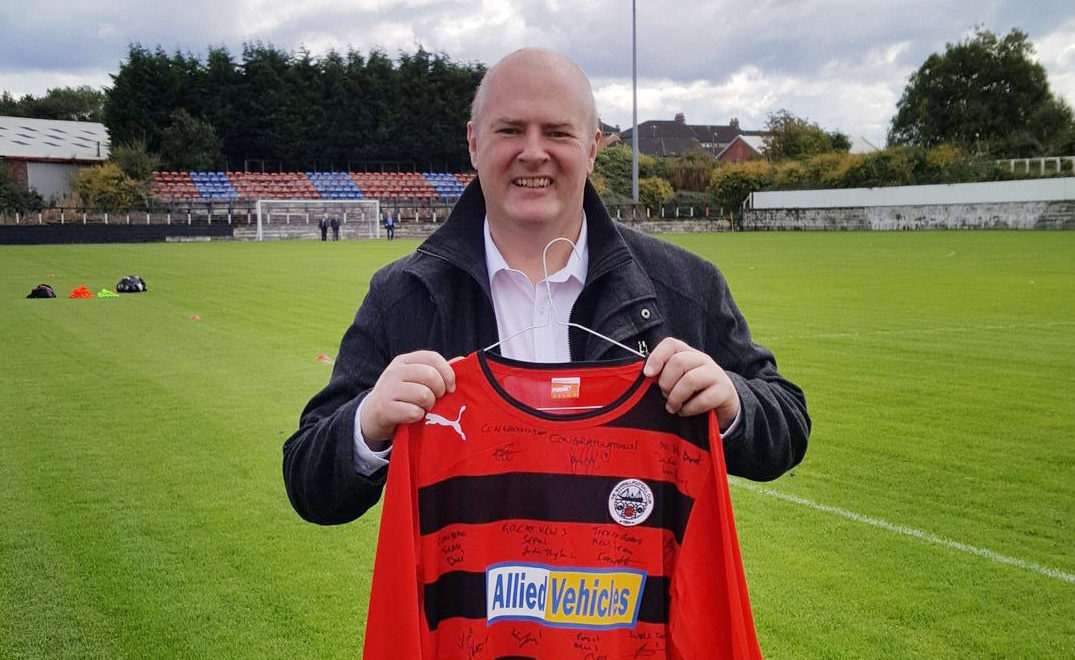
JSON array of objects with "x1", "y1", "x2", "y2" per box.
[{"x1": 468, "y1": 50, "x2": 600, "y2": 239}]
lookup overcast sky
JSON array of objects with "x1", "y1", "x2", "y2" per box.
[{"x1": 2, "y1": 0, "x2": 1073, "y2": 148}]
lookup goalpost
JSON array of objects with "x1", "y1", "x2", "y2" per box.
[{"x1": 254, "y1": 199, "x2": 381, "y2": 241}]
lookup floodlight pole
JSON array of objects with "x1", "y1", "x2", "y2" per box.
[{"x1": 631, "y1": 0, "x2": 639, "y2": 203}]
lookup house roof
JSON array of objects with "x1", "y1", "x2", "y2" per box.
[
  {"x1": 849, "y1": 136, "x2": 880, "y2": 154},
  {"x1": 714, "y1": 134, "x2": 768, "y2": 160},
  {"x1": 0, "y1": 116, "x2": 110, "y2": 162},
  {"x1": 620, "y1": 118, "x2": 767, "y2": 157}
]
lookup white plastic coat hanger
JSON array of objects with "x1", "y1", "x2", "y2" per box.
[{"x1": 483, "y1": 236, "x2": 646, "y2": 359}]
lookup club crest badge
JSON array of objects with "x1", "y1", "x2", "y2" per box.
[{"x1": 608, "y1": 479, "x2": 654, "y2": 526}]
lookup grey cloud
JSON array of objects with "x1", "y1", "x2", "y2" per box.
[{"x1": 1, "y1": 0, "x2": 1071, "y2": 146}]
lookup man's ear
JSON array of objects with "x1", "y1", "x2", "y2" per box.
[
  {"x1": 586, "y1": 129, "x2": 600, "y2": 174},
  {"x1": 467, "y1": 121, "x2": 479, "y2": 169}
]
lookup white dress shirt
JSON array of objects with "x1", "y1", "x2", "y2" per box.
[{"x1": 484, "y1": 216, "x2": 588, "y2": 363}]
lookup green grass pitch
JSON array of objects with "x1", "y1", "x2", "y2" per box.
[{"x1": 2, "y1": 231, "x2": 1073, "y2": 658}]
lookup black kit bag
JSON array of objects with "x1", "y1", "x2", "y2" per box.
[
  {"x1": 116, "y1": 275, "x2": 148, "y2": 293},
  {"x1": 26, "y1": 284, "x2": 56, "y2": 299}
]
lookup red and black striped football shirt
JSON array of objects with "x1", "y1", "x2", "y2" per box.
[{"x1": 363, "y1": 352, "x2": 761, "y2": 659}]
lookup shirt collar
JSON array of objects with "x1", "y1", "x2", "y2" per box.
[{"x1": 483, "y1": 213, "x2": 589, "y2": 285}]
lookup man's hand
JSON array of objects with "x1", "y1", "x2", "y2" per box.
[
  {"x1": 360, "y1": 351, "x2": 458, "y2": 448},
  {"x1": 642, "y1": 337, "x2": 740, "y2": 429}
]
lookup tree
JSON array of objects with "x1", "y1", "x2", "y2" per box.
[
  {"x1": 159, "y1": 109, "x2": 221, "y2": 171},
  {"x1": 105, "y1": 45, "x2": 195, "y2": 151},
  {"x1": 763, "y1": 110, "x2": 850, "y2": 160},
  {"x1": 102, "y1": 42, "x2": 484, "y2": 170},
  {"x1": 75, "y1": 163, "x2": 145, "y2": 212},
  {"x1": 663, "y1": 149, "x2": 715, "y2": 191},
  {"x1": 708, "y1": 161, "x2": 773, "y2": 217},
  {"x1": 592, "y1": 144, "x2": 658, "y2": 199},
  {"x1": 637, "y1": 177, "x2": 674, "y2": 214},
  {"x1": 889, "y1": 28, "x2": 1075, "y2": 157},
  {"x1": 110, "y1": 139, "x2": 159, "y2": 181},
  {"x1": 0, "y1": 164, "x2": 45, "y2": 213},
  {"x1": 0, "y1": 86, "x2": 105, "y2": 121}
]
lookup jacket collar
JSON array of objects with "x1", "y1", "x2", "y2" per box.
[{"x1": 414, "y1": 177, "x2": 634, "y2": 292}]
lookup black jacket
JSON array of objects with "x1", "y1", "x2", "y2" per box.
[{"x1": 283, "y1": 179, "x2": 810, "y2": 524}]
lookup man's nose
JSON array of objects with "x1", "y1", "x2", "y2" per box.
[{"x1": 517, "y1": 128, "x2": 549, "y2": 163}]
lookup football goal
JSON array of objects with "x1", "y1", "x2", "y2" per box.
[{"x1": 254, "y1": 199, "x2": 381, "y2": 240}]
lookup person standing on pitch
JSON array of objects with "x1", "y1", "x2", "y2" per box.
[
  {"x1": 283, "y1": 48, "x2": 809, "y2": 524},
  {"x1": 330, "y1": 216, "x2": 340, "y2": 241},
  {"x1": 383, "y1": 211, "x2": 396, "y2": 240},
  {"x1": 319, "y1": 215, "x2": 328, "y2": 241}
]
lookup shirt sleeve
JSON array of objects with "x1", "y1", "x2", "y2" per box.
[
  {"x1": 720, "y1": 399, "x2": 743, "y2": 438},
  {"x1": 353, "y1": 397, "x2": 392, "y2": 475}
]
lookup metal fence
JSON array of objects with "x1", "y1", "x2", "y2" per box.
[{"x1": 1, "y1": 200, "x2": 722, "y2": 227}]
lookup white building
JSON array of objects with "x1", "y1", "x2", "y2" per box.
[{"x1": 0, "y1": 116, "x2": 110, "y2": 201}]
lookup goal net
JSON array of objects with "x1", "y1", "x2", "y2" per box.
[{"x1": 254, "y1": 199, "x2": 381, "y2": 241}]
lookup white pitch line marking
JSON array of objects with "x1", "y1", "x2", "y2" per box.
[
  {"x1": 769, "y1": 320, "x2": 1075, "y2": 342},
  {"x1": 732, "y1": 479, "x2": 1075, "y2": 585}
]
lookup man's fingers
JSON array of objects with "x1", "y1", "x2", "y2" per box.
[
  {"x1": 379, "y1": 399, "x2": 429, "y2": 425},
  {"x1": 643, "y1": 339, "x2": 738, "y2": 424},
  {"x1": 363, "y1": 351, "x2": 457, "y2": 441},
  {"x1": 662, "y1": 361, "x2": 713, "y2": 412},
  {"x1": 674, "y1": 382, "x2": 725, "y2": 417},
  {"x1": 642, "y1": 337, "x2": 690, "y2": 377},
  {"x1": 394, "y1": 363, "x2": 450, "y2": 399},
  {"x1": 656, "y1": 350, "x2": 710, "y2": 396},
  {"x1": 387, "y1": 379, "x2": 440, "y2": 412},
  {"x1": 399, "y1": 351, "x2": 457, "y2": 393}
]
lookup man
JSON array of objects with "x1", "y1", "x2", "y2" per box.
[
  {"x1": 329, "y1": 216, "x2": 340, "y2": 241},
  {"x1": 283, "y1": 48, "x2": 809, "y2": 525},
  {"x1": 383, "y1": 211, "x2": 396, "y2": 240},
  {"x1": 318, "y1": 215, "x2": 328, "y2": 241}
]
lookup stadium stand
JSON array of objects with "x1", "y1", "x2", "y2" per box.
[
  {"x1": 350, "y1": 172, "x2": 438, "y2": 200},
  {"x1": 423, "y1": 172, "x2": 466, "y2": 199},
  {"x1": 229, "y1": 172, "x2": 319, "y2": 200},
  {"x1": 307, "y1": 172, "x2": 365, "y2": 199},
  {"x1": 152, "y1": 171, "x2": 198, "y2": 201},
  {"x1": 150, "y1": 170, "x2": 476, "y2": 204},
  {"x1": 190, "y1": 171, "x2": 239, "y2": 200}
]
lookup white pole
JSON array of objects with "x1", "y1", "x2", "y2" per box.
[{"x1": 631, "y1": 0, "x2": 639, "y2": 203}]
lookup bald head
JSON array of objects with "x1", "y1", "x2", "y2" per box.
[{"x1": 470, "y1": 48, "x2": 599, "y2": 136}]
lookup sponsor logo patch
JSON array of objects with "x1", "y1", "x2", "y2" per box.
[
  {"x1": 608, "y1": 479, "x2": 654, "y2": 526},
  {"x1": 486, "y1": 563, "x2": 646, "y2": 630},
  {"x1": 550, "y1": 376, "x2": 581, "y2": 399}
]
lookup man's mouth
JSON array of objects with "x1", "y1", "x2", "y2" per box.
[{"x1": 513, "y1": 177, "x2": 552, "y2": 188}]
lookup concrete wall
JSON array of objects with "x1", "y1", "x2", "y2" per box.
[
  {"x1": 744, "y1": 177, "x2": 1075, "y2": 230},
  {"x1": 745, "y1": 200, "x2": 1075, "y2": 230},
  {"x1": 748, "y1": 177, "x2": 1075, "y2": 208},
  {"x1": 27, "y1": 161, "x2": 79, "y2": 202}
]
